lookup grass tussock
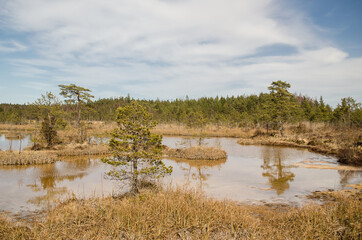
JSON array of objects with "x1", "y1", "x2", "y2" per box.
[
  {"x1": 164, "y1": 146, "x2": 227, "y2": 160},
  {"x1": 0, "y1": 188, "x2": 361, "y2": 239},
  {"x1": 0, "y1": 151, "x2": 57, "y2": 165}
]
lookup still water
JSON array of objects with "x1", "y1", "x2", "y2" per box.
[
  {"x1": 0, "y1": 136, "x2": 361, "y2": 216},
  {"x1": 0, "y1": 134, "x2": 32, "y2": 151}
]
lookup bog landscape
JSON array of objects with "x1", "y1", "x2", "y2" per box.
[
  {"x1": 0, "y1": 82, "x2": 361, "y2": 239},
  {"x1": 1, "y1": 1, "x2": 362, "y2": 239}
]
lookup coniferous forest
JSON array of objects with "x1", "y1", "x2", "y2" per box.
[{"x1": 1, "y1": 81, "x2": 361, "y2": 128}]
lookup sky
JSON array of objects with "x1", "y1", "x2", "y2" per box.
[{"x1": 0, "y1": 0, "x2": 361, "y2": 106}]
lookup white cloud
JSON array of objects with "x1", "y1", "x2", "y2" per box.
[
  {"x1": 3, "y1": 0, "x2": 306, "y2": 61},
  {"x1": 0, "y1": 0, "x2": 361, "y2": 105},
  {"x1": 301, "y1": 47, "x2": 348, "y2": 63},
  {"x1": 0, "y1": 40, "x2": 27, "y2": 52}
]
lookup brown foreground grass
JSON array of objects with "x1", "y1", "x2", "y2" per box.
[
  {"x1": 164, "y1": 146, "x2": 227, "y2": 160},
  {"x1": 0, "y1": 188, "x2": 361, "y2": 239},
  {"x1": 0, "y1": 151, "x2": 57, "y2": 165}
]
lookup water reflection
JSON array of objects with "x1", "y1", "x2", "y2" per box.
[
  {"x1": 0, "y1": 156, "x2": 116, "y2": 215},
  {"x1": 261, "y1": 147, "x2": 295, "y2": 195},
  {"x1": 338, "y1": 170, "x2": 362, "y2": 187},
  {"x1": 0, "y1": 137, "x2": 361, "y2": 216},
  {"x1": 170, "y1": 158, "x2": 226, "y2": 189},
  {"x1": 0, "y1": 133, "x2": 32, "y2": 151}
]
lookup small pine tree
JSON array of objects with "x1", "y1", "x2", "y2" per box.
[
  {"x1": 102, "y1": 101, "x2": 172, "y2": 194},
  {"x1": 35, "y1": 92, "x2": 63, "y2": 148},
  {"x1": 41, "y1": 115, "x2": 57, "y2": 148}
]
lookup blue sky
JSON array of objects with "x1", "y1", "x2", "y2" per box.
[{"x1": 0, "y1": 0, "x2": 361, "y2": 106}]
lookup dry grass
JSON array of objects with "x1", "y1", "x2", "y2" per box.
[
  {"x1": 0, "y1": 151, "x2": 57, "y2": 165},
  {"x1": 164, "y1": 146, "x2": 227, "y2": 160},
  {"x1": 0, "y1": 123, "x2": 36, "y2": 132},
  {"x1": 153, "y1": 123, "x2": 253, "y2": 138},
  {"x1": 3, "y1": 122, "x2": 361, "y2": 165},
  {"x1": 50, "y1": 142, "x2": 110, "y2": 156},
  {"x1": 239, "y1": 124, "x2": 362, "y2": 166},
  {"x1": 293, "y1": 162, "x2": 362, "y2": 171},
  {"x1": 169, "y1": 157, "x2": 227, "y2": 168},
  {"x1": 0, "y1": 188, "x2": 361, "y2": 239},
  {"x1": 57, "y1": 121, "x2": 116, "y2": 142},
  {"x1": 0, "y1": 142, "x2": 109, "y2": 166}
]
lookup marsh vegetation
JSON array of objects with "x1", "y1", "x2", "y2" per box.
[
  {"x1": 1, "y1": 188, "x2": 361, "y2": 239},
  {"x1": 0, "y1": 82, "x2": 361, "y2": 239}
]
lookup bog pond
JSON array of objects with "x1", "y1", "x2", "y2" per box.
[{"x1": 0, "y1": 135, "x2": 361, "y2": 216}]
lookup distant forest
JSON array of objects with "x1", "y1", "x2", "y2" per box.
[{"x1": 1, "y1": 82, "x2": 361, "y2": 128}]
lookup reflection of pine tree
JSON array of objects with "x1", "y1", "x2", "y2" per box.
[
  {"x1": 261, "y1": 148, "x2": 295, "y2": 195},
  {"x1": 175, "y1": 158, "x2": 226, "y2": 190},
  {"x1": 26, "y1": 160, "x2": 92, "y2": 206},
  {"x1": 338, "y1": 170, "x2": 361, "y2": 186}
]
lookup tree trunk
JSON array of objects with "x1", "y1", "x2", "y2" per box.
[
  {"x1": 131, "y1": 160, "x2": 139, "y2": 194},
  {"x1": 19, "y1": 136, "x2": 22, "y2": 154},
  {"x1": 279, "y1": 121, "x2": 284, "y2": 137},
  {"x1": 77, "y1": 95, "x2": 81, "y2": 128},
  {"x1": 77, "y1": 95, "x2": 82, "y2": 141}
]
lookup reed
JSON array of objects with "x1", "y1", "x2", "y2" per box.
[
  {"x1": 164, "y1": 146, "x2": 227, "y2": 160},
  {"x1": 0, "y1": 188, "x2": 360, "y2": 239},
  {"x1": 0, "y1": 151, "x2": 57, "y2": 165}
]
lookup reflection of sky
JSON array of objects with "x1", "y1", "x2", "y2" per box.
[
  {"x1": 0, "y1": 136, "x2": 361, "y2": 216},
  {"x1": 0, "y1": 134, "x2": 32, "y2": 151}
]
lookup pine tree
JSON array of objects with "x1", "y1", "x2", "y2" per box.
[
  {"x1": 102, "y1": 101, "x2": 172, "y2": 194},
  {"x1": 268, "y1": 81, "x2": 298, "y2": 136},
  {"x1": 58, "y1": 84, "x2": 94, "y2": 141},
  {"x1": 35, "y1": 92, "x2": 63, "y2": 148}
]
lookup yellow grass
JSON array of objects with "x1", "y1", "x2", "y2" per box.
[
  {"x1": 164, "y1": 146, "x2": 227, "y2": 160},
  {"x1": 0, "y1": 151, "x2": 57, "y2": 165},
  {"x1": 293, "y1": 163, "x2": 362, "y2": 171},
  {"x1": 238, "y1": 124, "x2": 362, "y2": 166},
  {"x1": 50, "y1": 142, "x2": 110, "y2": 156},
  {"x1": 153, "y1": 123, "x2": 253, "y2": 138},
  {"x1": 0, "y1": 123, "x2": 36, "y2": 132},
  {"x1": 3, "y1": 122, "x2": 361, "y2": 165},
  {"x1": 0, "y1": 142, "x2": 109, "y2": 166},
  {"x1": 0, "y1": 188, "x2": 361, "y2": 239}
]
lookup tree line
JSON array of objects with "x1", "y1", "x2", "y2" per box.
[{"x1": 0, "y1": 81, "x2": 361, "y2": 129}]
